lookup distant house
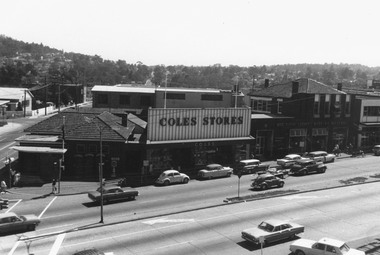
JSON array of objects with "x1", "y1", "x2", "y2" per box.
[{"x1": 0, "y1": 87, "x2": 33, "y2": 115}]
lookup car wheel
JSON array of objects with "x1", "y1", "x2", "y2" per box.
[
  {"x1": 261, "y1": 184, "x2": 268, "y2": 190},
  {"x1": 208, "y1": 175, "x2": 212, "y2": 180},
  {"x1": 227, "y1": 172, "x2": 232, "y2": 177},
  {"x1": 301, "y1": 170, "x2": 307, "y2": 176},
  {"x1": 27, "y1": 224, "x2": 36, "y2": 231},
  {"x1": 319, "y1": 167, "x2": 326, "y2": 173},
  {"x1": 295, "y1": 250, "x2": 305, "y2": 255},
  {"x1": 183, "y1": 178, "x2": 189, "y2": 184},
  {"x1": 164, "y1": 180, "x2": 170, "y2": 186},
  {"x1": 331, "y1": 158, "x2": 335, "y2": 163},
  {"x1": 278, "y1": 182, "x2": 284, "y2": 188}
]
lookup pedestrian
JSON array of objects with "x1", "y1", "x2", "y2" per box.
[
  {"x1": 13, "y1": 172, "x2": 21, "y2": 187},
  {"x1": 52, "y1": 179, "x2": 57, "y2": 194},
  {"x1": 1, "y1": 180, "x2": 7, "y2": 194}
]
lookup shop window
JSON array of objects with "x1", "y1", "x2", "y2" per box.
[
  {"x1": 314, "y1": 94, "x2": 320, "y2": 117},
  {"x1": 363, "y1": 106, "x2": 380, "y2": 116},
  {"x1": 251, "y1": 98, "x2": 271, "y2": 113},
  {"x1": 97, "y1": 94, "x2": 108, "y2": 104},
  {"x1": 119, "y1": 95, "x2": 130, "y2": 105},
  {"x1": 76, "y1": 144, "x2": 85, "y2": 153},
  {"x1": 334, "y1": 95, "x2": 342, "y2": 117},
  {"x1": 290, "y1": 129, "x2": 306, "y2": 137},
  {"x1": 166, "y1": 93, "x2": 185, "y2": 100},
  {"x1": 345, "y1": 96, "x2": 351, "y2": 116},
  {"x1": 312, "y1": 128, "x2": 327, "y2": 136},
  {"x1": 324, "y1": 95, "x2": 330, "y2": 117},
  {"x1": 277, "y1": 99, "x2": 283, "y2": 114},
  {"x1": 201, "y1": 94, "x2": 223, "y2": 101}
]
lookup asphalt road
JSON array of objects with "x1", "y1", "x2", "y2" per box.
[
  {"x1": 3, "y1": 180, "x2": 380, "y2": 255},
  {"x1": 2, "y1": 155, "x2": 380, "y2": 254}
]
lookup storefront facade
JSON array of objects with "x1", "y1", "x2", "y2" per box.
[{"x1": 145, "y1": 107, "x2": 254, "y2": 176}]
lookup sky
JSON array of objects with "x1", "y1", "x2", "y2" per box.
[{"x1": 2, "y1": 0, "x2": 379, "y2": 67}]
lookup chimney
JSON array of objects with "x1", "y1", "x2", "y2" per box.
[
  {"x1": 337, "y1": 83, "x2": 342, "y2": 91},
  {"x1": 122, "y1": 113, "x2": 129, "y2": 126},
  {"x1": 264, "y1": 79, "x2": 269, "y2": 88},
  {"x1": 292, "y1": 81, "x2": 299, "y2": 94}
]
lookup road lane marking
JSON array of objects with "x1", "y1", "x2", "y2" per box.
[
  {"x1": 0, "y1": 141, "x2": 16, "y2": 151},
  {"x1": 281, "y1": 194, "x2": 330, "y2": 200},
  {"x1": 43, "y1": 213, "x2": 73, "y2": 219},
  {"x1": 48, "y1": 233, "x2": 66, "y2": 255},
  {"x1": 7, "y1": 241, "x2": 20, "y2": 255},
  {"x1": 39, "y1": 196, "x2": 57, "y2": 219},
  {"x1": 5, "y1": 199, "x2": 22, "y2": 213},
  {"x1": 143, "y1": 218, "x2": 195, "y2": 225}
]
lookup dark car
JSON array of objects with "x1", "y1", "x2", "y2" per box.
[
  {"x1": 88, "y1": 186, "x2": 139, "y2": 204},
  {"x1": 251, "y1": 173, "x2": 284, "y2": 190},
  {"x1": 290, "y1": 159, "x2": 327, "y2": 175},
  {"x1": 0, "y1": 212, "x2": 40, "y2": 235}
]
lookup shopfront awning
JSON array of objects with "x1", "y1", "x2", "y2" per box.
[
  {"x1": 147, "y1": 136, "x2": 255, "y2": 145},
  {"x1": 11, "y1": 146, "x2": 67, "y2": 154}
]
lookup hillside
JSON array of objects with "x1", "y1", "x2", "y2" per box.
[{"x1": 1, "y1": 34, "x2": 380, "y2": 101}]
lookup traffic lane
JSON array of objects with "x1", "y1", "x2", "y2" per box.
[{"x1": 10, "y1": 181, "x2": 379, "y2": 255}]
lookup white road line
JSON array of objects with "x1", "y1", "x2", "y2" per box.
[
  {"x1": 48, "y1": 233, "x2": 66, "y2": 255},
  {"x1": 39, "y1": 196, "x2": 57, "y2": 219},
  {"x1": 42, "y1": 213, "x2": 73, "y2": 219},
  {"x1": 7, "y1": 241, "x2": 20, "y2": 255},
  {"x1": 0, "y1": 141, "x2": 16, "y2": 151},
  {"x1": 5, "y1": 199, "x2": 22, "y2": 213}
]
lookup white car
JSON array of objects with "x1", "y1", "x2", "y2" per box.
[
  {"x1": 277, "y1": 154, "x2": 305, "y2": 168},
  {"x1": 198, "y1": 164, "x2": 233, "y2": 179},
  {"x1": 155, "y1": 170, "x2": 190, "y2": 186},
  {"x1": 304, "y1": 151, "x2": 336, "y2": 163},
  {"x1": 290, "y1": 237, "x2": 365, "y2": 255}
]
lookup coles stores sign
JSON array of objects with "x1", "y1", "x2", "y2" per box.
[{"x1": 148, "y1": 108, "x2": 251, "y2": 141}]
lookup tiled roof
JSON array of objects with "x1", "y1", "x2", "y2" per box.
[
  {"x1": 250, "y1": 78, "x2": 346, "y2": 98},
  {"x1": 24, "y1": 110, "x2": 142, "y2": 142}
]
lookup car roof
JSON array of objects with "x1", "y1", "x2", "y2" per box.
[
  {"x1": 240, "y1": 159, "x2": 260, "y2": 163},
  {"x1": 308, "y1": 151, "x2": 326, "y2": 154},
  {"x1": 285, "y1": 154, "x2": 301, "y2": 157},
  {"x1": 262, "y1": 219, "x2": 288, "y2": 226},
  {"x1": 102, "y1": 186, "x2": 121, "y2": 191},
  {"x1": 0, "y1": 212, "x2": 17, "y2": 219},
  {"x1": 206, "y1": 164, "x2": 222, "y2": 168},
  {"x1": 162, "y1": 170, "x2": 179, "y2": 174},
  {"x1": 318, "y1": 237, "x2": 345, "y2": 247},
  {"x1": 257, "y1": 173, "x2": 274, "y2": 178}
]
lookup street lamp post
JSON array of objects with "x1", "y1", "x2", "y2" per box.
[
  {"x1": 85, "y1": 115, "x2": 105, "y2": 223},
  {"x1": 99, "y1": 127, "x2": 104, "y2": 223}
]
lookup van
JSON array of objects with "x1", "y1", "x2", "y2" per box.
[{"x1": 235, "y1": 159, "x2": 261, "y2": 175}]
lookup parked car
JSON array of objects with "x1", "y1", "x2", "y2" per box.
[
  {"x1": 290, "y1": 237, "x2": 365, "y2": 255},
  {"x1": 242, "y1": 219, "x2": 304, "y2": 245},
  {"x1": 0, "y1": 212, "x2": 40, "y2": 235},
  {"x1": 304, "y1": 151, "x2": 335, "y2": 163},
  {"x1": 155, "y1": 170, "x2": 190, "y2": 186},
  {"x1": 290, "y1": 159, "x2": 327, "y2": 175},
  {"x1": 251, "y1": 173, "x2": 284, "y2": 190},
  {"x1": 373, "y1": 145, "x2": 380, "y2": 156},
  {"x1": 277, "y1": 154, "x2": 306, "y2": 168},
  {"x1": 198, "y1": 164, "x2": 233, "y2": 179},
  {"x1": 88, "y1": 186, "x2": 139, "y2": 204},
  {"x1": 234, "y1": 159, "x2": 261, "y2": 175}
]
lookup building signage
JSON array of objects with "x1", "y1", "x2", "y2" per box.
[
  {"x1": 148, "y1": 108, "x2": 251, "y2": 142},
  {"x1": 159, "y1": 116, "x2": 244, "y2": 126}
]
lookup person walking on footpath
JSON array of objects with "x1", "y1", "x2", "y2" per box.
[
  {"x1": 52, "y1": 179, "x2": 57, "y2": 194},
  {"x1": 1, "y1": 180, "x2": 7, "y2": 194}
]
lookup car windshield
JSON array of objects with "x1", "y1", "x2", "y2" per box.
[
  {"x1": 284, "y1": 156, "x2": 294, "y2": 160},
  {"x1": 160, "y1": 173, "x2": 167, "y2": 178},
  {"x1": 258, "y1": 222, "x2": 274, "y2": 232},
  {"x1": 339, "y1": 243, "x2": 350, "y2": 253}
]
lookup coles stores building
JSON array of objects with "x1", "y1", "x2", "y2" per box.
[{"x1": 145, "y1": 107, "x2": 254, "y2": 176}]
